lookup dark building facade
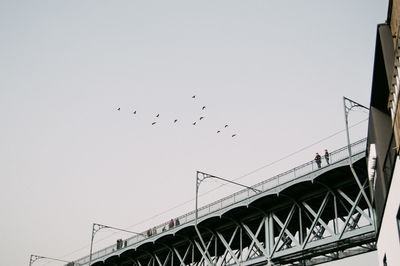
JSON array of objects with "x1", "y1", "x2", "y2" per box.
[{"x1": 367, "y1": 0, "x2": 400, "y2": 265}]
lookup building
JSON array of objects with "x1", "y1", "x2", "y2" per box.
[{"x1": 367, "y1": 0, "x2": 400, "y2": 265}]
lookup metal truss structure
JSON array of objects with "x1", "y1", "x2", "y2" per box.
[{"x1": 90, "y1": 154, "x2": 375, "y2": 266}]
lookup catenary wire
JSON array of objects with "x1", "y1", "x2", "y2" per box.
[{"x1": 55, "y1": 118, "x2": 368, "y2": 261}]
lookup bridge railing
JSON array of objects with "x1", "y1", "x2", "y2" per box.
[
  {"x1": 76, "y1": 138, "x2": 367, "y2": 265},
  {"x1": 195, "y1": 138, "x2": 366, "y2": 218}
]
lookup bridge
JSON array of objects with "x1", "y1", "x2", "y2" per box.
[{"x1": 74, "y1": 138, "x2": 375, "y2": 266}]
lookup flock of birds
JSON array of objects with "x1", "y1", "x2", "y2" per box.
[{"x1": 116, "y1": 95, "x2": 237, "y2": 137}]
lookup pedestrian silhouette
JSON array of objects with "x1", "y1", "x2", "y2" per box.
[
  {"x1": 315, "y1": 153, "x2": 322, "y2": 168},
  {"x1": 324, "y1": 149, "x2": 330, "y2": 165}
]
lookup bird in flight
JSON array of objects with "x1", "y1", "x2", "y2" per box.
[
  {"x1": 199, "y1": 117, "x2": 204, "y2": 120},
  {"x1": 193, "y1": 122, "x2": 197, "y2": 126},
  {"x1": 152, "y1": 122, "x2": 157, "y2": 125},
  {"x1": 133, "y1": 110, "x2": 136, "y2": 114},
  {"x1": 217, "y1": 130, "x2": 221, "y2": 133},
  {"x1": 202, "y1": 106, "x2": 206, "y2": 110},
  {"x1": 232, "y1": 134, "x2": 236, "y2": 137},
  {"x1": 117, "y1": 108, "x2": 120, "y2": 111},
  {"x1": 156, "y1": 114, "x2": 160, "y2": 118},
  {"x1": 174, "y1": 119, "x2": 178, "y2": 123},
  {"x1": 192, "y1": 95, "x2": 196, "y2": 99},
  {"x1": 224, "y1": 124, "x2": 228, "y2": 128}
]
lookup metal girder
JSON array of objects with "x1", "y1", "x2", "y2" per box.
[
  {"x1": 194, "y1": 235, "x2": 215, "y2": 266},
  {"x1": 338, "y1": 184, "x2": 365, "y2": 240},
  {"x1": 271, "y1": 205, "x2": 299, "y2": 255},
  {"x1": 217, "y1": 231, "x2": 241, "y2": 265},
  {"x1": 153, "y1": 250, "x2": 172, "y2": 266},
  {"x1": 82, "y1": 159, "x2": 376, "y2": 266},
  {"x1": 217, "y1": 226, "x2": 239, "y2": 264},
  {"x1": 242, "y1": 223, "x2": 270, "y2": 261},
  {"x1": 173, "y1": 244, "x2": 192, "y2": 266},
  {"x1": 244, "y1": 217, "x2": 266, "y2": 261},
  {"x1": 302, "y1": 192, "x2": 331, "y2": 249},
  {"x1": 90, "y1": 189, "x2": 374, "y2": 265},
  {"x1": 94, "y1": 182, "x2": 374, "y2": 266},
  {"x1": 337, "y1": 187, "x2": 373, "y2": 225}
]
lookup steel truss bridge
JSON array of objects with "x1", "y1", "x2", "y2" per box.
[{"x1": 77, "y1": 138, "x2": 375, "y2": 266}]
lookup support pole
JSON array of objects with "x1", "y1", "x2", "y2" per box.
[
  {"x1": 194, "y1": 171, "x2": 262, "y2": 265},
  {"x1": 88, "y1": 223, "x2": 101, "y2": 266},
  {"x1": 88, "y1": 223, "x2": 144, "y2": 266},
  {"x1": 29, "y1": 254, "x2": 74, "y2": 266},
  {"x1": 343, "y1": 97, "x2": 374, "y2": 212},
  {"x1": 195, "y1": 171, "x2": 214, "y2": 265}
]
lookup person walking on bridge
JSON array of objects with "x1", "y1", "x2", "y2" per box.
[
  {"x1": 324, "y1": 149, "x2": 330, "y2": 165},
  {"x1": 315, "y1": 153, "x2": 322, "y2": 168}
]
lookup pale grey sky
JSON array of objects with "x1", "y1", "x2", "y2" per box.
[{"x1": 0, "y1": 1, "x2": 386, "y2": 265}]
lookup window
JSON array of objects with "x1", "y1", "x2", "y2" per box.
[{"x1": 397, "y1": 205, "x2": 400, "y2": 241}]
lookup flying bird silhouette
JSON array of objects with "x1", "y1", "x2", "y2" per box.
[
  {"x1": 152, "y1": 122, "x2": 157, "y2": 125},
  {"x1": 192, "y1": 95, "x2": 196, "y2": 99},
  {"x1": 232, "y1": 134, "x2": 236, "y2": 137},
  {"x1": 117, "y1": 108, "x2": 120, "y2": 111},
  {"x1": 156, "y1": 114, "x2": 160, "y2": 118},
  {"x1": 217, "y1": 130, "x2": 221, "y2": 133},
  {"x1": 199, "y1": 117, "x2": 204, "y2": 120},
  {"x1": 193, "y1": 122, "x2": 197, "y2": 126},
  {"x1": 224, "y1": 124, "x2": 228, "y2": 128},
  {"x1": 202, "y1": 106, "x2": 206, "y2": 110},
  {"x1": 133, "y1": 110, "x2": 136, "y2": 114},
  {"x1": 174, "y1": 119, "x2": 178, "y2": 123}
]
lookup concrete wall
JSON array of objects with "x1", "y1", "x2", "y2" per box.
[{"x1": 376, "y1": 157, "x2": 400, "y2": 266}]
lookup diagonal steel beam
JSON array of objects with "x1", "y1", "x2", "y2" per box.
[
  {"x1": 217, "y1": 231, "x2": 241, "y2": 265},
  {"x1": 162, "y1": 251, "x2": 172, "y2": 266},
  {"x1": 303, "y1": 196, "x2": 334, "y2": 236},
  {"x1": 146, "y1": 257, "x2": 153, "y2": 266},
  {"x1": 173, "y1": 247, "x2": 185, "y2": 266},
  {"x1": 242, "y1": 223, "x2": 270, "y2": 260},
  {"x1": 302, "y1": 192, "x2": 330, "y2": 249},
  {"x1": 194, "y1": 237, "x2": 214, "y2": 266},
  {"x1": 349, "y1": 166, "x2": 373, "y2": 211},
  {"x1": 173, "y1": 244, "x2": 192, "y2": 266},
  {"x1": 244, "y1": 217, "x2": 266, "y2": 261},
  {"x1": 271, "y1": 204, "x2": 297, "y2": 256},
  {"x1": 337, "y1": 187, "x2": 373, "y2": 225},
  {"x1": 338, "y1": 183, "x2": 364, "y2": 240},
  {"x1": 194, "y1": 226, "x2": 213, "y2": 265},
  {"x1": 154, "y1": 254, "x2": 163, "y2": 266},
  {"x1": 219, "y1": 226, "x2": 239, "y2": 265},
  {"x1": 194, "y1": 240, "x2": 208, "y2": 266}
]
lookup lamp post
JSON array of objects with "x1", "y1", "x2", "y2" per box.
[
  {"x1": 194, "y1": 171, "x2": 262, "y2": 265},
  {"x1": 88, "y1": 223, "x2": 144, "y2": 266},
  {"x1": 29, "y1": 254, "x2": 78, "y2": 266}
]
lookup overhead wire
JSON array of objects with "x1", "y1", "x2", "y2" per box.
[{"x1": 56, "y1": 117, "x2": 369, "y2": 261}]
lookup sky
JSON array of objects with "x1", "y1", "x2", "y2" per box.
[{"x1": 0, "y1": 0, "x2": 387, "y2": 265}]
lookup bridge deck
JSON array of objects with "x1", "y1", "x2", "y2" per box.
[{"x1": 76, "y1": 139, "x2": 369, "y2": 266}]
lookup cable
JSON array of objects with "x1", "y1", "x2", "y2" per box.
[
  {"x1": 184, "y1": 118, "x2": 369, "y2": 196},
  {"x1": 233, "y1": 118, "x2": 368, "y2": 182},
  {"x1": 57, "y1": 118, "x2": 368, "y2": 261}
]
